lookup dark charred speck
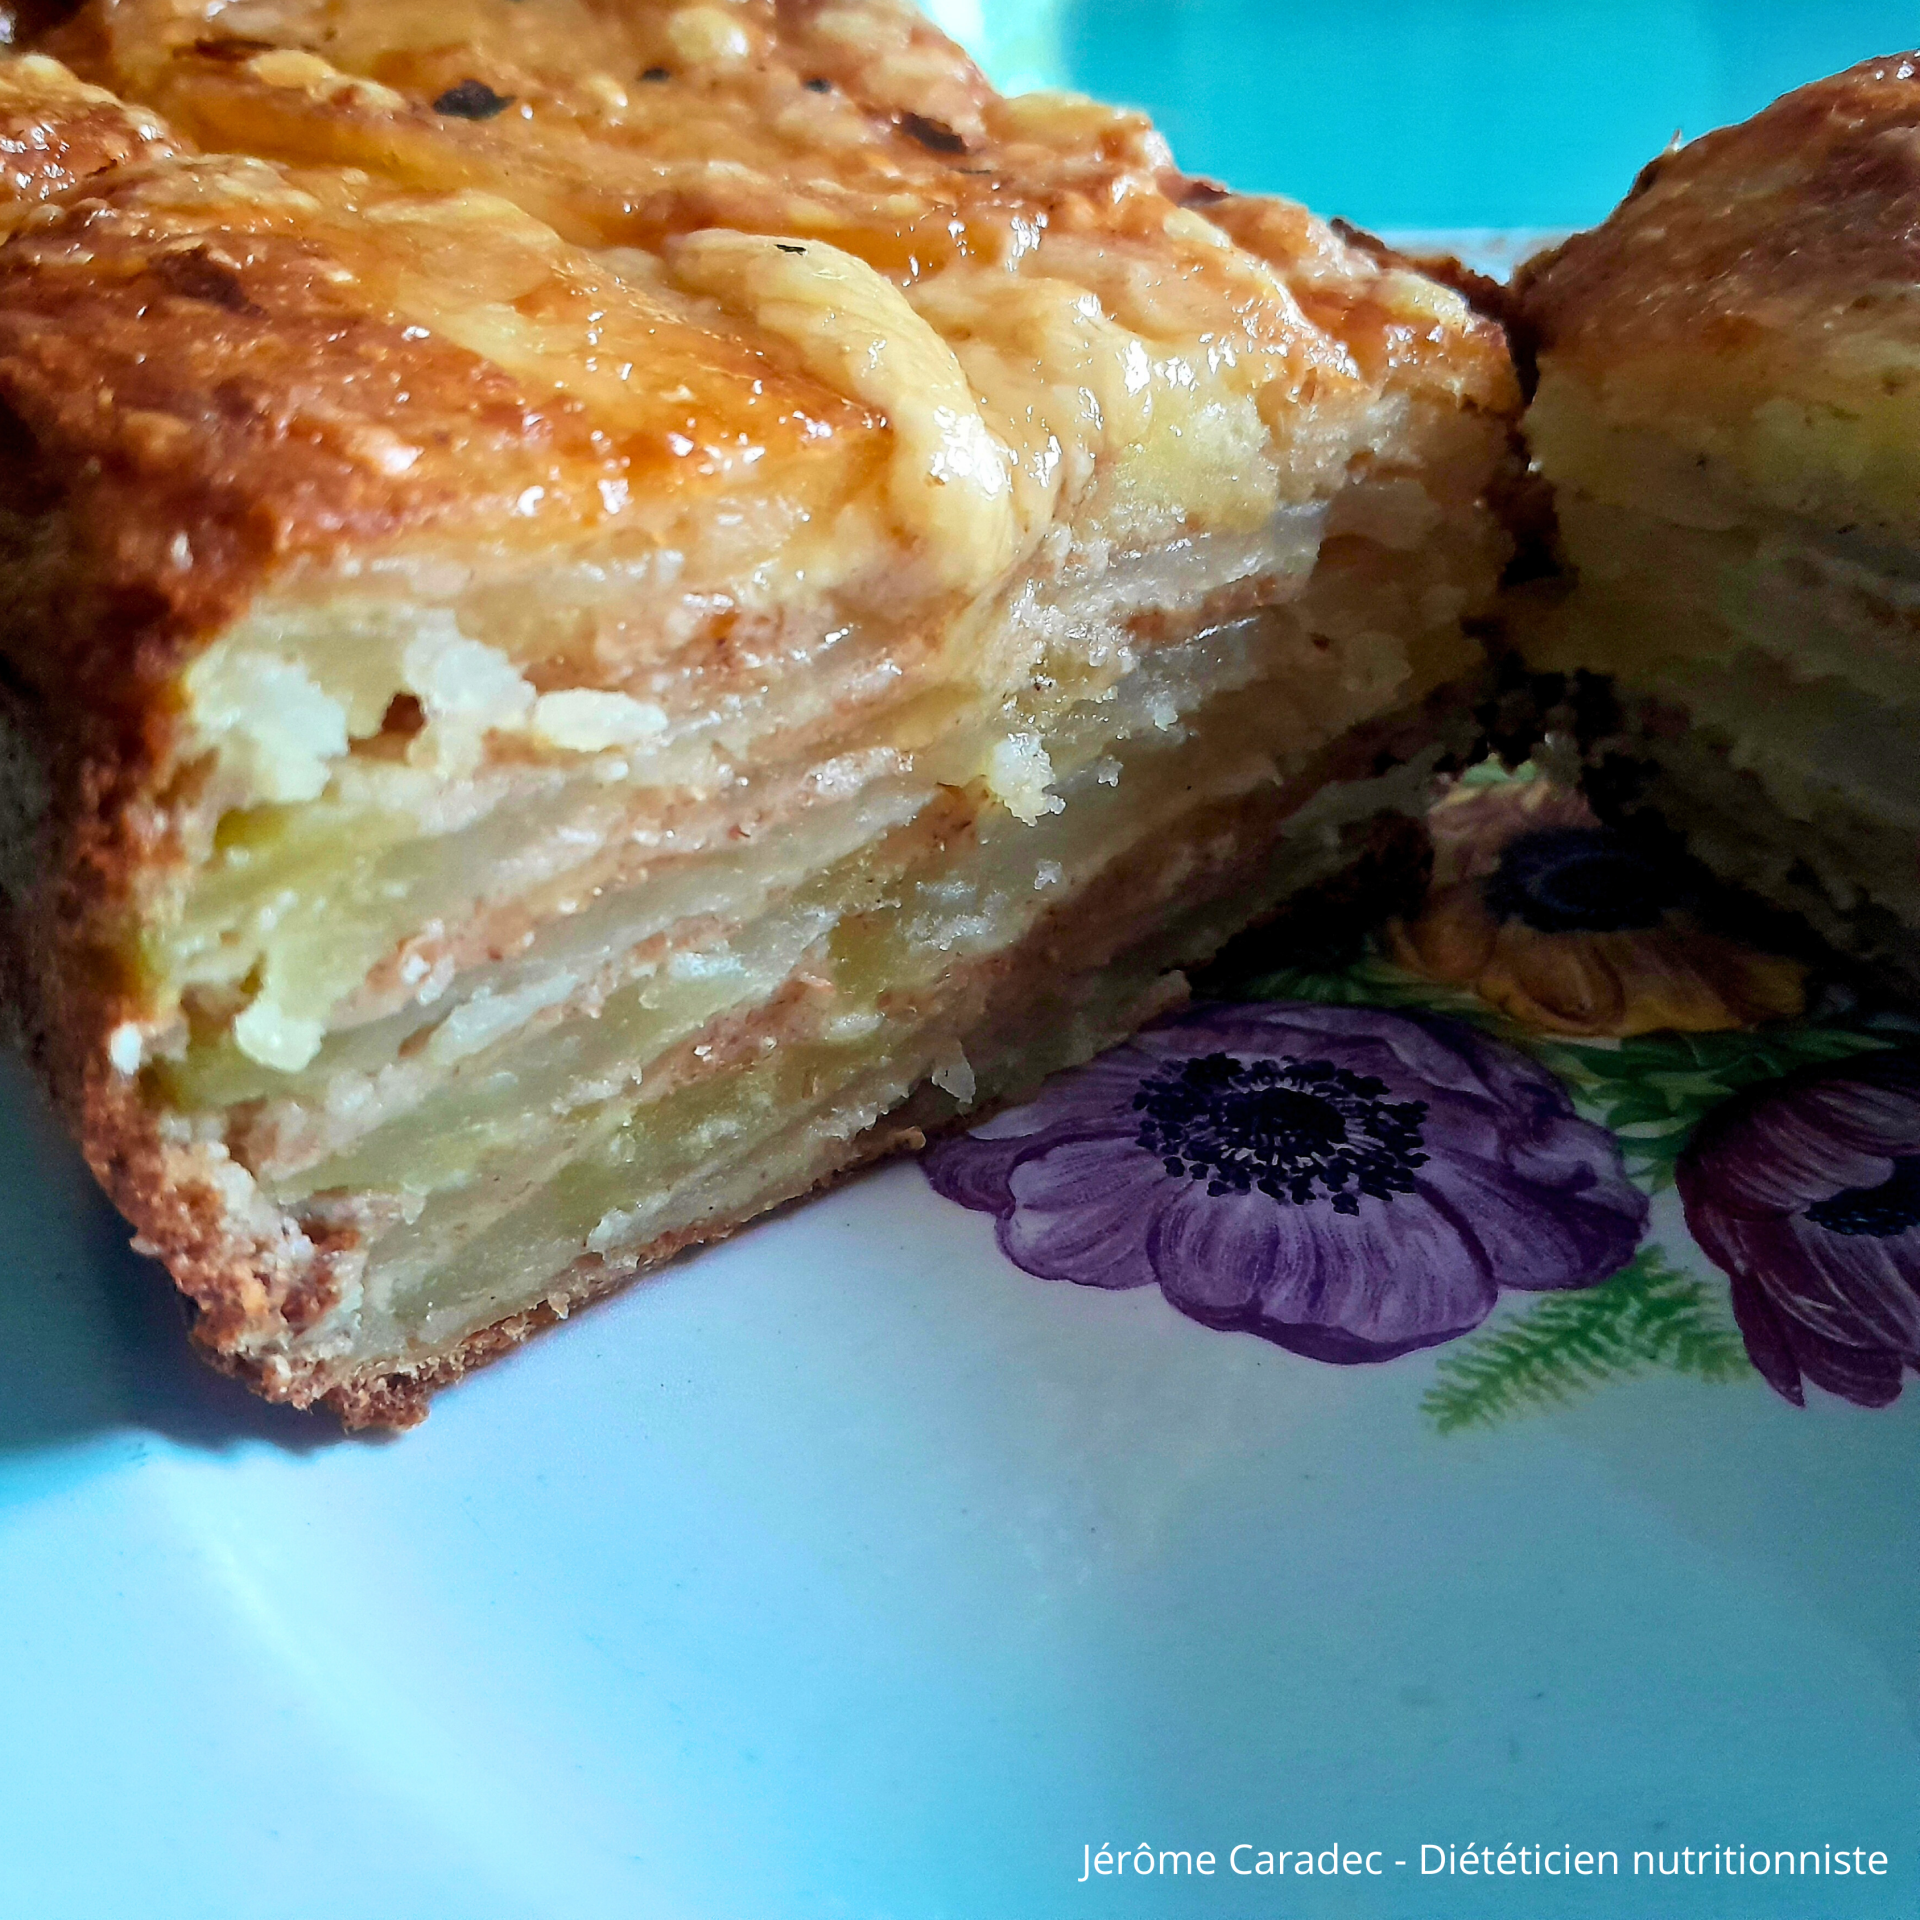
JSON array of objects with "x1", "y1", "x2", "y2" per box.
[
  {"x1": 433, "y1": 79, "x2": 513, "y2": 119},
  {"x1": 186, "y1": 36, "x2": 280, "y2": 62},
  {"x1": 899, "y1": 111, "x2": 967, "y2": 155},
  {"x1": 641, "y1": 65, "x2": 671, "y2": 81},
  {"x1": 152, "y1": 248, "x2": 263, "y2": 316},
  {"x1": 775, "y1": 243, "x2": 806, "y2": 255},
  {"x1": 379, "y1": 692, "x2": 426, "y2": 740},
  {"x1": 803, "y1": 75, "x2": 832, "y2": 92}
]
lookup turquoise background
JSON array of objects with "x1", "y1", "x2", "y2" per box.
[{"x1": 946, "y1": 0, "x2": 1920, "y2": 227}]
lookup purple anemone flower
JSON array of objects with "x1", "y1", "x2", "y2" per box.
[
  {"x1": 926, "y1": 1001, "x2": 1648, "y2": 1362},
  {"x1": 1677, "y1": 1050, "x2": 1920, "y2": 1408}
]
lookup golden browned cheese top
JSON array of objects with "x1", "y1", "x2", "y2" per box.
[
  {"x1": 1517, "y1": 54, "x2": 1920, "y2": 429},
  {"x1": 0, "y1": 0, "x2": 1516, "y2": 721},
  {"x1": 45, "y1": 0, "x2": 1500, "y2": 361},
  {"x1": 0, "y1": 47, "x2": 179, "y2": 199}
]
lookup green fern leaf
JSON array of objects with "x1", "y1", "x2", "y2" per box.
[
  {"x1": 1245, "y1": 956, "x2": 1508, "y2": 1028},
  {"x1": 1548, "y1": 1028, "x2": 1896, "y2": 1188},
  {"x1": 1423, "y1": 1248, "x2": 1754, "y2": 1435}
]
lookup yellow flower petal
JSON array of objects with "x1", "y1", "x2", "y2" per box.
[
  {"x1": 1386, "y1": 887, "x2": 1497, "y2": 983},
  {"x1": 1392, "y1": 909, "x2": 1805, "y2": 1038},
  {"x1": 1475, "y1": 923, "x2": 1629, "y2": 1035}
]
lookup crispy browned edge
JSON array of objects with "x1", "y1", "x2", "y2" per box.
[
  {"x1": 0, "y1": 75, "x2": 685, "y2": 1424},
  {"x1": 1511, "y1": 51, "x2": 1920, "y2": 372}
]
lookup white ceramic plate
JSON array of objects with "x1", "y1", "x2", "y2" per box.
[{"x1": 4, "y1": 1014, "x2": 1918, "y2": 1920}]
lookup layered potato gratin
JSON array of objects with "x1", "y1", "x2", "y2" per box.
[
  {"x1": 0, "y1": 3, "x2": 1516, "y2": 1421},
  {"x1": 1514, "y1": 57, "x2": 1920, "y2": 992}
]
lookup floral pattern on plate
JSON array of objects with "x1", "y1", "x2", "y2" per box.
[
  {"x1": 1679, "y1": 1051, "x2": 1920, "y2": 1408},
  {"x1": 1388, "y1": 760, "x2": 1806, "y2": 1036},
  {"x1": 925, "y1": 1001, "x2": 1646, "y2": 1364},
  {"x1": 925, "y1": 762, "x2": 1920, "y2": 1427}
]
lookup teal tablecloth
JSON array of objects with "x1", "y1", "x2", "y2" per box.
[{"x1": 955, "y1": 0, "x2": 1920, "y2": 228}]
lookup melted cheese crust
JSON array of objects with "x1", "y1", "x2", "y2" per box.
[
  {"x1": 1518, "y1": 51, "x2": 1920, "y2": 536},
  {"x1": 18, "y1": 0, "x2": 1514, "y2": 594}
]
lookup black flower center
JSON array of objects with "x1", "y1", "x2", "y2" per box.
[
  {"x1": 1803, "y1": 1155, "x2": 1920, "y2": 1237},
  {"x1": 1133, "y1": 1052, "x2": 1428, "y2": 1216},
  {"x1": 1484, "y1": 826, "x2": 1682, "y2": 934}
]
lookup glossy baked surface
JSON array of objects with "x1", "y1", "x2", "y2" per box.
[
  {"x1": 1517, "y1": 53, "x2": 1920, "y2": 535},
  {"x1": 13, "y1": 0, "x2": 1515, "y2": 638}
]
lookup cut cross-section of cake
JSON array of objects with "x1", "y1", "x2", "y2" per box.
[
  {"x1": 1513, "y1": 56, "x2": 1920, "y2": 991},
  {"x1": 0, "y1": 4, "x2": 1517, "y2": 1425}
]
